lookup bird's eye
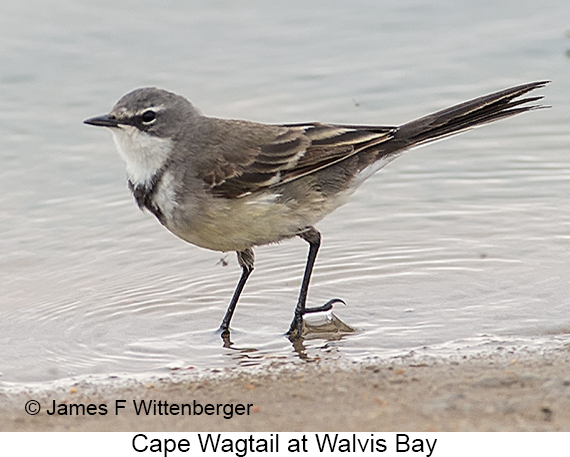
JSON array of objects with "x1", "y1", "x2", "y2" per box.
[{"x1": 141, "y1": 110, "x2": 157, "y2": 124}]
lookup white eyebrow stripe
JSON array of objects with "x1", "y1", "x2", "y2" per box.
[{"x1": 135, "y1": 105, "x2": 165, "y2": 116}]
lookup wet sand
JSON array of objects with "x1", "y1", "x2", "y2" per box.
[{"x1": 3, "y1": 345, "x2": 570, "y2": 432}]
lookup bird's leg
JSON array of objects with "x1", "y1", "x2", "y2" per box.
[
  {"x1": 219, "y1": 248, "x2": 254, "y2": 335},
  {"x1": 287, "y1": 228, "x2": 346, "y2": 338},
  {"x1": 287, "y1": 227, "x2": 326, "y2": 338}
]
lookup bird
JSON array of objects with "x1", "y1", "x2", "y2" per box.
[{"x1": 84, "y1": 80, "x2": 549, "y2": 339}]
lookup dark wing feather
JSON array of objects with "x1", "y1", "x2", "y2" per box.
[
  {"x1": 197, "y1": 80, "x2": 548, "y2": 199},
  {"x1": 206, "y1": 122, "x2": 395, "y2": 198}
]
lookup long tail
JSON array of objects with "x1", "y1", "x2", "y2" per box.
[{"x1": 393, "y1": 80, "x2": 550, "y2": 149}]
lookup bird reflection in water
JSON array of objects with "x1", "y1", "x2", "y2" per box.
[{"x1": 221, "y1": 307, "x2": 355, "y2": 363}]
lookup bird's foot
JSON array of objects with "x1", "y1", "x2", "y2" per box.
[
  {"x1": 287, "y1": 298, "x2": 345, "y2": 339},
  {"x1": 305, "y1": 298, "x2": 345, "y2": 314}
]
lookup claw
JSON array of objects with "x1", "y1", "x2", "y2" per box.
[
  {"x1": 287, "y1": 298, "x2": 346, "y2": 339},
  {"x1": 304, "y1": 298, "x2": 346, "y2": 314}
]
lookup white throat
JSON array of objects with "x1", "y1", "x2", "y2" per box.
[{"x1": 110, "y1": 125, "x2": 173, "y2": 186}]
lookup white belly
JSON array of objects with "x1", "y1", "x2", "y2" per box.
[{"x1": 163, "y1": 187, "x2": 346, "y2": 253}]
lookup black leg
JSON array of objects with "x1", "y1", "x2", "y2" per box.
[
  {"x1": 287, "y1": 227, "x2": 322, "y2": 338},
  {"x1": 219, "y1": 248, "x2": 254, "y2": 335}
]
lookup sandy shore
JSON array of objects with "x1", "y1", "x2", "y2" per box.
[{"x1": 3, "y1": 346, "x2": 570, "y2": 432}]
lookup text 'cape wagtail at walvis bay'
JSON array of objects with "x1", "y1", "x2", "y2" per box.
[{"x1": 84, "y1": 80, "x2": 549, "y2": 339}]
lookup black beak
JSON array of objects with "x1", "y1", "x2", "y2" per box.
[{"x1": 83, "y1": 114, "x2": 121, "y2": 128}]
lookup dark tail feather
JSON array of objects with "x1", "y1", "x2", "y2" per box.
[{"x1": 395, "y1": 80, "x2": 550, "y2": 148}]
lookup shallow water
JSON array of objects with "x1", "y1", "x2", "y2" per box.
[{"x1": 1, "y1": 0, "x2": 570, "y2": 386}]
